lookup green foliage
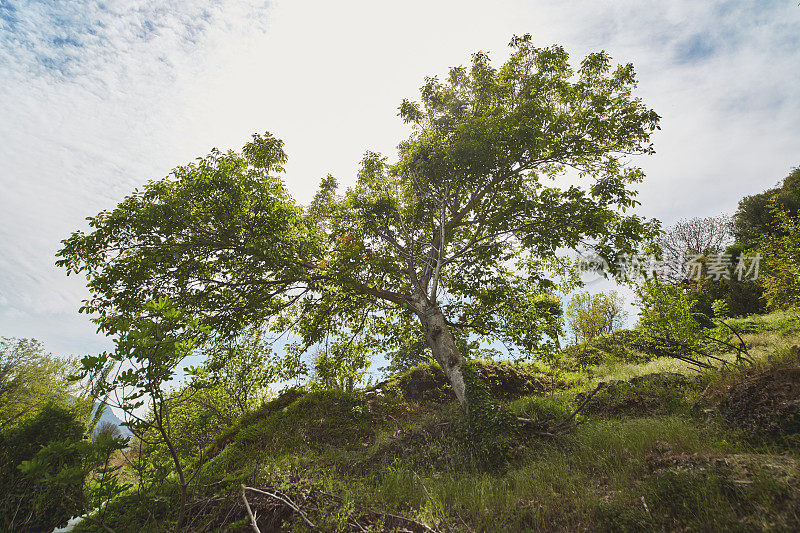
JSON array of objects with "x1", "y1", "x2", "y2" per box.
[
  {"x1": 311, "y1": 339, "x2": 371, "y2": 392},
  {"x1": 563, "y1": 328, "x2": 658, "y2": 367},
  {"x1": 712, "y1": 298, "x2": 730, "y2": 318},
  {"x1": 72, "y1": 297, "x2": 208, "y2": 529},
  {"x1": 636, "y1": 280, "x2": 706, "y2": 354},
  {"x1": 756, "y1": 206, "x2": 800, "y2": 309},
  {"x1": 0, "y1": 403, "x2": 128, "y2": 532},
  {"x1": 189, "y1": 327, "x2": 278, "y2": 416},
  {"x1": 690, "y1": 275, "x2": 766, "y2": 318},
  {"x1": 202, "y1": 389, "x2": 373, "y2": 479},
  {"x1": 457, "y1": 363, "x2": 521, "y2": 471},
  {"x1": 579, "y1": 372, "x2": 704, "y2": 418},
  {"x1": 136, "y1": 384, "x2": 236, "y2": 470},
  {"x1": 734, "y1": 166, "x2": 800, "y2": 249},
  {"x1": 0, "y1": 403, "x2": 85, "y2": 531},
  {"x1": 566, "y1": 290, "x2": 627, "y2": 345},
  {"x1": 0, "y1": 337, "x2": 82, "y2": 429}
]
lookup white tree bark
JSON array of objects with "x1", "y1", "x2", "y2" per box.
[{"x1": 410, "y1": 295, "x2": 468, "y2": 406}]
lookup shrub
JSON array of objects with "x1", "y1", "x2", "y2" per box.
[{"x1": 0, "y1": 403, "x2": 87, "y2": 531}]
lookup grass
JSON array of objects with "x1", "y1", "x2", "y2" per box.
[
  {"x1": 77, "y1": 310, "x2": 800, "y2": 532},
  {"x1": 331, "y1": 416, "x2": 747, "y2": 531}
]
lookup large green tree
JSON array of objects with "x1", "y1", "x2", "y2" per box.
[{"x1": 58, "y1": 36, "x2": 659, "y2": 407}]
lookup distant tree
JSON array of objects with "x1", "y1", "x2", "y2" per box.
[
  {"x1": 58, "y1": 35, "x2": 660, "y2": 409},
  {"x1": 565, "y1": 291, "x2": 627, "y2": 345},
  {"x1": 756, "y1": 206, "x2": 800, "y2": 310},
  {"x1": 189, "y1": 327, "x2": 279, "y2": 416},
  {"x1": 733, "y1": 166, "x2": 800, "y2": 249},
  {"x1": 94, "y1": 420, "x2": 121, "y2": 441},
  {"x1": 658, "y1": 215, "x2": 765, "y2": 318},
  {"x1": 0, "y1": 337, "x2": 81, "y2": 429},
  {"x1": 658, "y1": 214, "x2": 733, "y2": 284}
]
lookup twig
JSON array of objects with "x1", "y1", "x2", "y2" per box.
[
  {"x1": 382, "y1": 510, "x2": 439, "y2": 533},
  {"x1": 80, "y1": 514, "x2": 117, "y2": 533},
  {"x1": 351, "y1": 517, "x2": 368, "y2": 532},
  {"x1": 241, "y1": 485, "x2": 262, "y2": 533},
  {"x1": 715, "y1": 319, "x2": 754, "y2": 364},
  {"x1": 556, "y1": 382, "x2": 606, "y2": 428},
  {"x1": 517, "y1": 382, "x2": 606, "y2": 434},
  {"x1": 640, "y1": 496, "x2": 652, "y2": 519},
  {"x1": 243, "y1": 485, "x2": 317, "y2": 529}
]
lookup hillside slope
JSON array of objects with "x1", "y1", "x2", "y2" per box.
[{"x1": 78, "y1": 312, "x2": 800, "y2": 532}]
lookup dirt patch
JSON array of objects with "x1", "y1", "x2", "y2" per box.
[
  {"x1": 395, "y1": 365, "x2": 454, "y2": 402},
  {"x1": 648, "y1": 450, "x2": 800, "y2": 485},
  {"x1": 707, "y1": 363, "x2": 800, "y2": 439},
  {"x1": 576, "y1": 372, "x2": 693, "y2": 417}
]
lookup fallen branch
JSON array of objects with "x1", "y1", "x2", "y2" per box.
[
  {"x1": 556, "y1": 382, "x2": 606, "y2": 428},
  {"x1": 517, "y1": 382, "x2": 606, "y2": 436},
  {"x1": 243, "y1": 485, "x2": 317, "y2": 530},
  {"x1": 240, "y1": 485, "x2": 261, "y2": 533}
]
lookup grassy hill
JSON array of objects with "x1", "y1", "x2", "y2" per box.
[{"x1": 79, "y1": 311, "x2": 800, "y2": 532}]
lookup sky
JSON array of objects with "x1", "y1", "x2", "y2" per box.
[{"x1": 1, "y1": 0, "x2": 799, "y2": 359}]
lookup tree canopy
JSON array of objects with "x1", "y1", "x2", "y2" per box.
[{"x1": 58, "y1": 35, "x2": 660, "y2": 407}]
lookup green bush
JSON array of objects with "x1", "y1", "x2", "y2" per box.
[{"x1": 0, "y1": 403, "x2": 87, "y2": 531}]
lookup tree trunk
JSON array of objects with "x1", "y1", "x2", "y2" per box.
[{"x1": 412, "y1": 298, "x2": 468, "y2": 407}]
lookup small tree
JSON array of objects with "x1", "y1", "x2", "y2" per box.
[
  {"x1": 636, "y1": 280, "x2": 704, "y2": 354},
  {"x1": 189, "y1": 327, "x2": 278, "y2": 417},
  {"x1": 76, "y1": 297, "x2": 206, "y2": 529},
  {"x1": 565, "y1": 291, "x2": 627, "y2": 345},
  {"x1": 757, "y1": 206, "x2": 800, "y2": 309}
]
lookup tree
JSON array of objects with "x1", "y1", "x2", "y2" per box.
[
  {"x1": 0, "y1": 337, "x2": 82, "y2": 429},
  {"x1": 73, "y1": 297, "x2": 206, "y2": 529},
  {"x1": 189, "y1": 327, "x2": 279, "y2": 417},
  {"x1": 657, "y1": 215, "x2": 764, "y2": 317},
  {"x1": 58, "y1": 35, "x2": 660, "y2": 408},
  {"x1": 565, "y1": 290, "x2": 627, "y2": 345},
  {"x1": 0, "y1": 402, "x2": 127, "y2": 533},
  {"x1": 658, "y1": 214, "x2": 733, "y2": 284},
  {"x1": 733, "y1": 166, "x2": 800, "y2": 249},
  {"x1": 636, "y1": 280, "x2": 704, "y2": 355},
  {"x1": 756, "y1": 206, "x2": 800, "y2": 310}
]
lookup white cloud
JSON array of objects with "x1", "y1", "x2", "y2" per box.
[{"x1": 0, "y1": 0, "x2": 798, "y2": 355}]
